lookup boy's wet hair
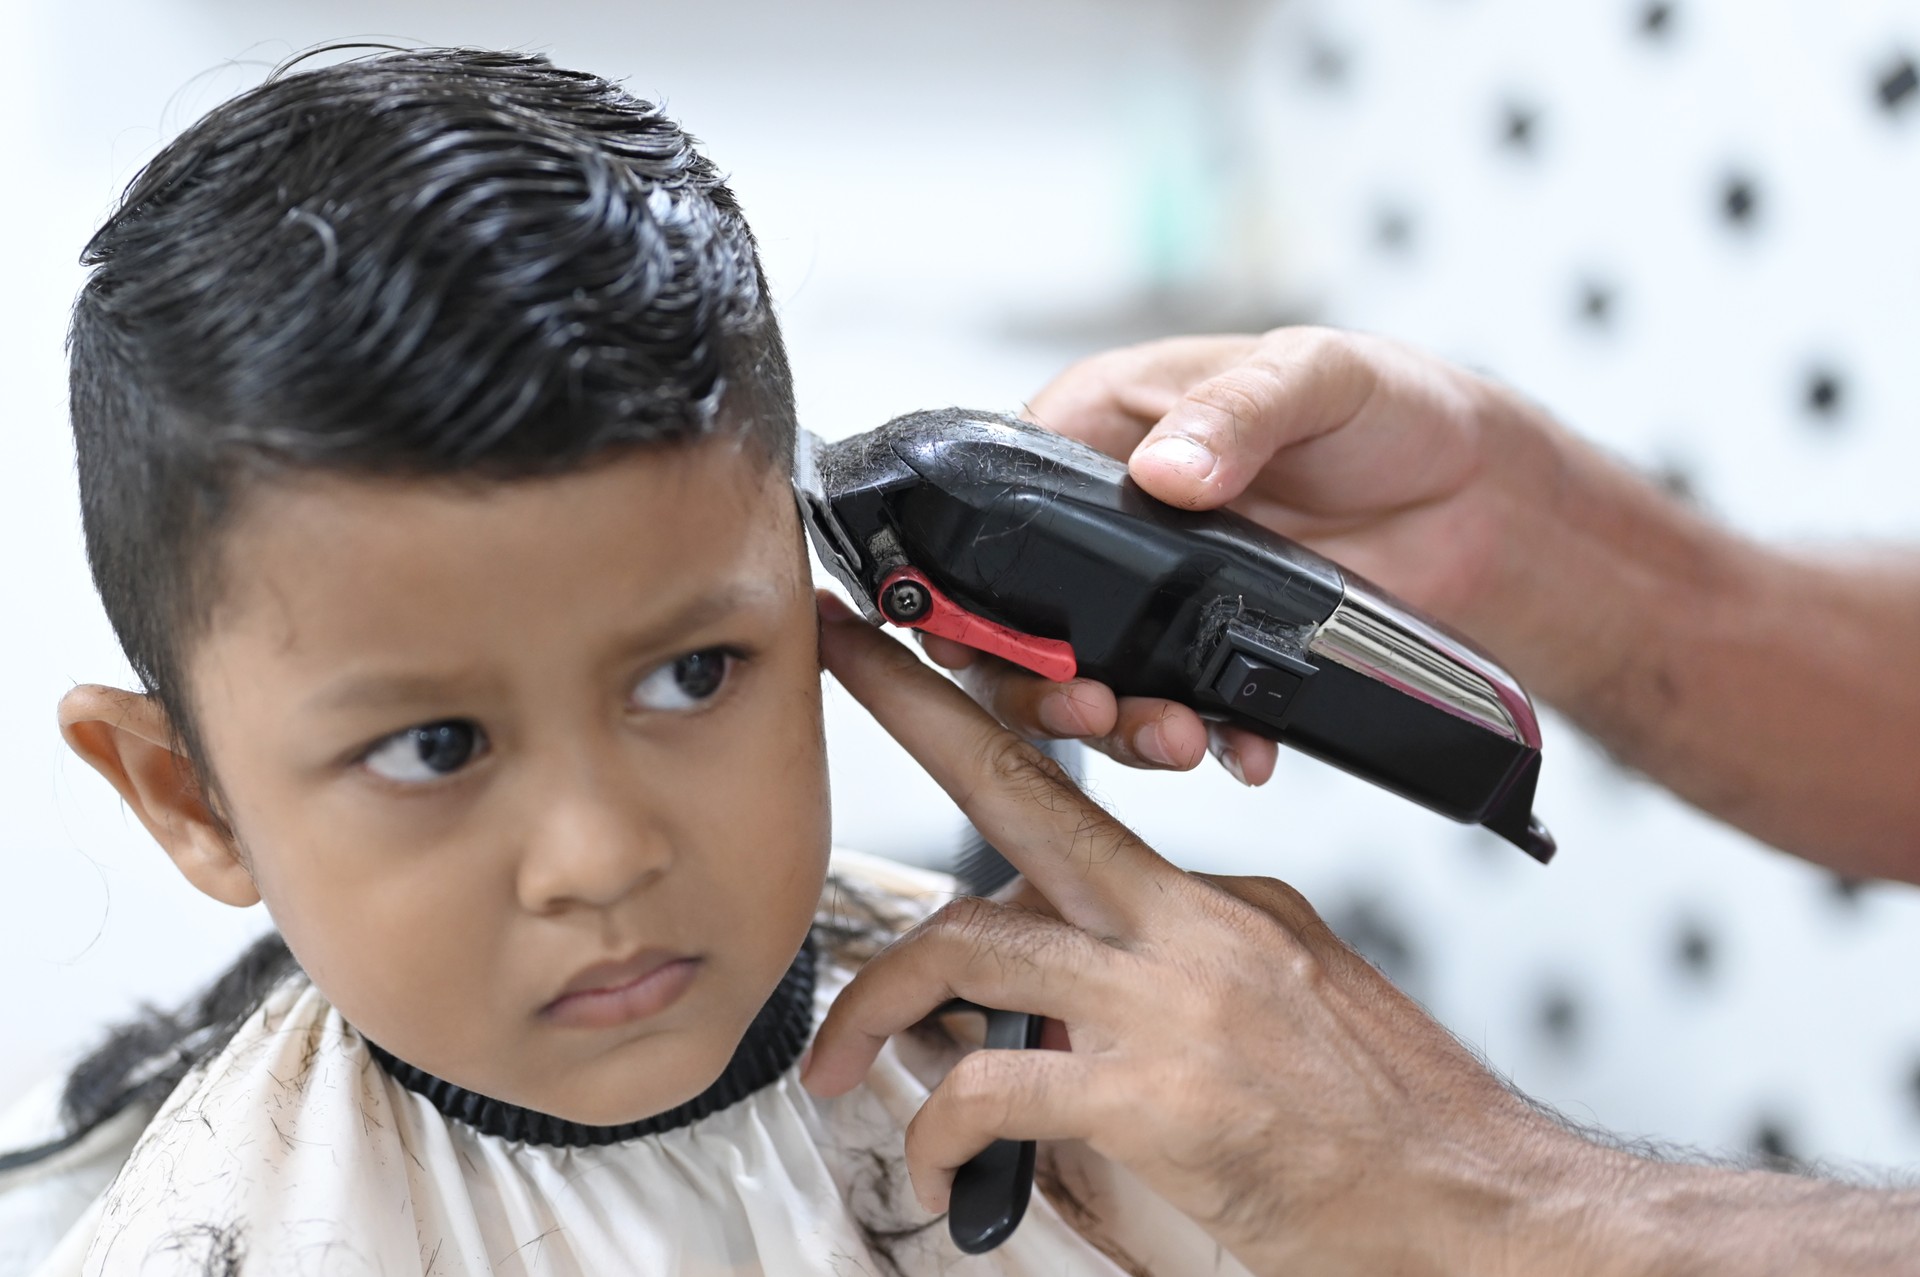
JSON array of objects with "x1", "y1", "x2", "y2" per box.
[{"x1": 68, "y1": 46, "x2": 795, "y2": 772}]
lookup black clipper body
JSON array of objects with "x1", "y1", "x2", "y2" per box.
[{"x1": 799, "y1": 408, "x2": 1554, "y2": 862}]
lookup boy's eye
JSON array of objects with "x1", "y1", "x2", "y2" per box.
[
  {"x1": 363, "y1": 720, "x2": 488, "y2": 783},
  {"x1": 632, "y1": 647, "x2": 736, "y2": 712}
]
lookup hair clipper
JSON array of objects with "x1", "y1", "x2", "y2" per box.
[
  {"x1": 794, "y1": 407, "x2": 1555, "y2": 1252},
  {"x1": 798, "y1": 408, "x2": 1552, "y2": 859}
]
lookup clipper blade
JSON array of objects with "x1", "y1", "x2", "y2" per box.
[{"x1": 793, "y1": 430, "x2": 880, "y2": 622}]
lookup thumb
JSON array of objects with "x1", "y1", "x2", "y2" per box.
[{"x1": 1128, "y1": 329, "x2": 1377, "y2": 511}]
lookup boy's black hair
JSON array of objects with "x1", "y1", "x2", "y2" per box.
[
  {"x1": 13, "y1": 44, "x2": 798, "y2": 1187},
  {"x1": 27, "y1": 51, "x2": 955, "y2": 1274},
  {"x1": 69, "y1": 46, "x2": 795, "y2": 774}
]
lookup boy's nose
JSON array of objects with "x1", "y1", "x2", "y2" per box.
[{"x1": 515, "y1": 763, "x2": 673, "y2": 914}]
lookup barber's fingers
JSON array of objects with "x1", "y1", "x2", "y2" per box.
[
  {"x1": 1024, "y1": 335, "x2": 1261, "y2": 461},
  {"x1": 945, "y1": 655, "x2": 1205, "y2": 772},
  {"x1": 1129, "y1": 328, "x2": 1379, "y2": 513},
  {"x1": 901, "y1": 1047, "x2": 1103, "y2": 1212},
  {"x1": 921, "y1": 634, "x2": 1277, "y2": 783},
  {"x1": 920, "y1": 635, "x2": 1122, "y2": 743},
  {"x1": 818, "y1": 593, "x2": 1175, "y2": 934},
  {"x1": 1205, "y1": 723, "x2": 1279, "y2": 787},
  {"x1": 802, "y1": 893, "x2": 1115, "y2": 1098}
]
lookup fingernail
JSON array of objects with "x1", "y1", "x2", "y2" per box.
[
  {"x1": 1205, "y1": 722, "x2": 1251, "y2": 783},
  {"x1": 1139, "y1": 435, "x2": 1216, "y2": 480},
  {"x1": 1038, "y1": 691, "x2": 1084, "y2": 738},
  {"x1": 1133, "y1": 722, "x2": 1177, "y2": 767}
]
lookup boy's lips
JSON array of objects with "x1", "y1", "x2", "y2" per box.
[{"x1": 543, "y1": 949, "x2": 703, "y2": 1028}]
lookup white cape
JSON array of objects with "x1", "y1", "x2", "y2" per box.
[{"x1": 2, "y1": 852, "x2": 1250, "y2": 1276}]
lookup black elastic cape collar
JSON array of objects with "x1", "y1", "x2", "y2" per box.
[{"x1": 366, "y1": 939, "x2": 816, "y2": 1147}]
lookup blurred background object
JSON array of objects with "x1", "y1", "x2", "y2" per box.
[{"x1": 6, "y1": 0, "x2": 1920, "y2": 1182}]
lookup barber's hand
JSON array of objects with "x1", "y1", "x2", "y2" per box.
[
  {"x1": 921, "y1": 328, "x2": 1558, "y2": 787},
  {"x1": 808, "y1": 594, "x2": 1582, "y2": 1277}
]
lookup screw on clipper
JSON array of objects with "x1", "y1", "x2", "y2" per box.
[{"x1": 879, "y1": 577, "x2": 932, "y2": 624}]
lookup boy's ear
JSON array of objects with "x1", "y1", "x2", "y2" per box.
[{"x1": 58, "y1": 685, "x2": 261, "y2": 908}]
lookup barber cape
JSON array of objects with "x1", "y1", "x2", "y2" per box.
[{"x1": 0, "y1": 852, "x2": 1250, "y2": 1277}]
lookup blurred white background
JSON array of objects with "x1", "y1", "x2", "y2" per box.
[{"x1": 6, "y1": 0, "x2": 1920, "y2": 1179}]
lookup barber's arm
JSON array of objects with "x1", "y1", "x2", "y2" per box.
[
  {"x1": 926, "y1": 329, "x2": 1920, "y2": 882},
  {"x1": 808, "y1": 598, "x2": 1920, "y2": 1276}
]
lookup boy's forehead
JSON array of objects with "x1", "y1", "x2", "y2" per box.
[{"x1": 206, "y1": 442, "x2": 799, "y2": 662}]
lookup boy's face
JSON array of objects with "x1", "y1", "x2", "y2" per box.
[{"x1": 182, "y1": 440, "x2": 828, "y2": 1123}]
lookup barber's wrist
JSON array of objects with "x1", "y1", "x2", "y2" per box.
[
  {"x1": 1472, "y1": 1129, "x2": 1656, "y2": 1277},
  {"x1": 1450, "y1": 377, "x2": 1762, "y2": 729},
  {"x1": 1219, "y1": 1111, "x2": 1615, "y2": 1277},
  {"x1": 1428, "y1": 1094, "x2": 1913, "y2": 1277},
  {"x1": 1405, "y1": 1115, "x2": 1677, "y2": 1277},
  {"x1": 1421, "y1": 1113, "x2": 1622, "y2": 1277}
]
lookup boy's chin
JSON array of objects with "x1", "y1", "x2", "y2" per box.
[{"x1": 521, "y1": 1029, "x2": 747, "y2": 1128}]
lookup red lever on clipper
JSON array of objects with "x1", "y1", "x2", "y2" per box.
[{"x1": 875, "y1": 568, "x2": 1077, "y2": 683}]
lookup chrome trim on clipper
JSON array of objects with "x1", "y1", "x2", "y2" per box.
[{"x1": 1307, "y1": 581, "x2": 1541, "y2": 748}]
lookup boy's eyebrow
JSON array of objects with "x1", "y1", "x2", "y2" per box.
[
  {"x1": 310, "y1": 582, "x2": 782, "y2": 713},
  {"x1": 601, "y1": 581, "x2": 783, "y2": 662}
]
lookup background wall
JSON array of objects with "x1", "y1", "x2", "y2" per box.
[{"x1": 5, "y1": 0, "x2": 1919, "y2": 1180}]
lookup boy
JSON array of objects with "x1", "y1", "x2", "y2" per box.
[{"x1": 0, "y1": 46, "x2": 1239, "y2": 1276}]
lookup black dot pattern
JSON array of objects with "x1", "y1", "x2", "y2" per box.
[
  {"x1": 1537, "y1": 985, "x2": 1583, "y2": 1050},
  {"x1": 1804, "y1": 368, "x2": 1846, "y2": 424},
  {"x1": 1307, "y1": 41, "x2": 1351, "y2": 88},
  {"x1": 1879, "y1": 56, "x2": 1917, "y2": 114},
  {"x1": 1250, "y1": 0, "x2": 1920, "y2": 1178},
  {"x1": 1501, "y1": 101, "x2": 1542, "y2": 154},
  {"x1": 1375, "y1": 206, "x2": 1415, "y2": 253},
  {"x1": 1720, "y1": 173, "x2": 1760, "y2": 228},
  {"x1": 1829, "y1": 875, "x2": 1868, "y2": 906},
  {"x1": 1577, "y1": 280, "x2": 1617, "y2": 328},
  {"x1": 1648, "y1": 457, "x2": 1700, "y2": 506},
  {"x1": 1674, "y1": 919, "x2": 1716, "y2": 981},
  {"x1": 1751, "y1": 1118, "x2": 1800, "y2": 1170}
]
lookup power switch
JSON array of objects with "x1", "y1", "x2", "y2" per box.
[{"x1": 1213, "y1": 653, "x2": 1305, "y2": 728}]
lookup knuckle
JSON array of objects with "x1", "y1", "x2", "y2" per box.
[
  {"x1": 1284, "y1": 324, "x2": 1350, "y2": 362},
  {"x1": 1260, "y1": 323, "x2": 1346, "y2": 370},
  {"x1": 924, "y1": 894, "x2": 1001, "y2": 945},
  {"x1": 944, "y1": 1051, "x2": 1002, "y2": 1109},
  {"x1": 1187, "y1": 369, "x2": 1273, "y2": 436},
  {"x1": 941, "y1": 1050, "x2": 1029, "y2": 1130},
  {"x1": 1250, "y1": 874, "x2": 1316, "y2": 917},
  {"x1": 972, "y1": 733, "x2": 1079, "y2": 810},
  {"x1": 1278, "y1": 937, "x2": 1330, "y2": 991},
  {"x1": 1218, "y1": 873, "x2": 1322, "y2": 930},
  {"x1": 1197, "y1": 874, "x2": 1328, "y2": 967},
  {"x1": 924, "y1": 893, "x2": 1082, "y2": 981},
  {"x1": 1269, "y1": 326, "x2": 1380, "y2": 414}
]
